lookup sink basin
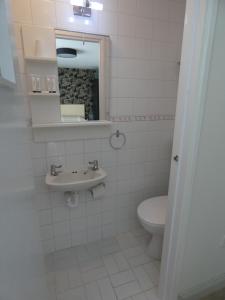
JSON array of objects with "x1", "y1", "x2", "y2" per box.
[{"x1": 45, "y1": 168, "x2": 107, "y2": 192}]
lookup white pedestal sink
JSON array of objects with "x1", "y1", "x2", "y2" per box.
[{"x1": 45, "y1": 168, "x2": 107, "y2": 192}]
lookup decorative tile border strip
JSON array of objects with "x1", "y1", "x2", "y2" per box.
[{"x1": 110, "y1": 114, "x2": 175, "y2": 122}]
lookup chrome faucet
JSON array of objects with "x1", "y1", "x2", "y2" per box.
[
  {"x1": 50, "y1": 164, "x2": 62, "y2": 176},
  {"x1": 88, "y1": 160, "x2": 99, "y2": 171}
]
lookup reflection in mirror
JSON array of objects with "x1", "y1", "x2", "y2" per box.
[{"x1": 56, "y1": 38, "x2": 100, "y2": 122}]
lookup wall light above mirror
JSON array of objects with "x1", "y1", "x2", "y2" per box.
[
  {"x1": 55, "y1": 30, "x2": 110, "y2": 124},
  {"x1": 71, "y1": 0, "x2": 103, "y2": 18}
]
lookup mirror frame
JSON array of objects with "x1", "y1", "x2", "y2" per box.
[{"x1": 55, "y1": 29, "x2": 110, "y2": 122}]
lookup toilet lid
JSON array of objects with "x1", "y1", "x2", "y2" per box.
[{"x1": 137, "y1": 196, "x2": 167, "y2": 226}]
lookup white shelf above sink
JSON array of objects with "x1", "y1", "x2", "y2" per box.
[
  {"x1": 32, "y1": 120, "x2": 112, "y2": 128},
  {"x1": 32, "y1": 120, "x2": 112, "y2": 142},
  {"x1": 28, "y1": 92, "x2": 60, "y2": 97}
]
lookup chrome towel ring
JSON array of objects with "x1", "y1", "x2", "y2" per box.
[{"x1": 109, "y1": 130, "x2": 126, "y2": 150}]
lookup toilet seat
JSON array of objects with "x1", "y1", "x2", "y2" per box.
[{"x1": 137, "y1": 196, "x2": 167, "y2": 227}]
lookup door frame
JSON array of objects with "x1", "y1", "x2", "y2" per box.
[{"x1": 159, "y1": 1, "x2": 219, "y2": 299}]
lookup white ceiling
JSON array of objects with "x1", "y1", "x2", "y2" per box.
[{"x1": 56, "y1": 38, "x2": 100, "y2": 69}]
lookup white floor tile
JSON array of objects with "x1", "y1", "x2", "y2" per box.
[
  {"x1": 103, "y1": 254, "x2": 120, "y2": 275},
  {"x1": 142, "y1": 263, "x2": 160, "y2": 285},
  {"x1": 132, "y1": 292, "x2": 148, "y2": 300},
  {"x1": 113, "y1": 252, "x2": 130, "y2": 271},
  {"x1": 110, "y1": 270, "x2": 135, "y2": 287},
  {"x1": 153, "y1": 261, "x2": 161, "y2": 271},
  {"x1": 131, "y1": 228, "x2": 147, "y2": 238},
  {"x1": 85, "y1": 281, "x2": 102, "y2": 300},
  {"x1": 53, "y1": 248, "x2": 76, "y2": 261},
  {"x1": 100, "y1": 238, "x2": 121, "y2": 255},
  {"x1": 123, "y1": 246, "x2": 145, "y2": 259},
  {"x1": 115, "y1": 280, "x2": 142, "y2": 300},
  {"x1": 128, "y1": 253, "x2": 151, "y2": 267},
  {"x1": 133, "y1": 266, "x2": 154, "y2": 291},
  {"x1": 98, "y1": 277, "x2": 117, "y2": 300},
  {"x1": 100, "y1": 237, "x2": 118, "y2": 247},
  {"x1": 57, "y1": 286, "x2": 86, "y2": 300},
  {"x1": 135, "y1": 236, "x2": 149, "y2": 248},
  {"x1": 86, "y1": 242, "x2": 101, "y2": 258},
  {"x1": 46, "y1": 231, "x2": 160, "y2": 300},
  {"x1": 102, "y1": 243, "x2": 121, "y2": 255},
  {"x1": 145, "y1": 288, "x2": 159, "y2": 300},
  {"x1": 53, "y1": 254, "x2": 77, "y2": 272},
  {"x1": 79, "y1": 257, "x2": 104, "y2": 273},
  {"x1": 116, "y1": 232, "x2": 139, "y2": 249},
  {"x1": 68, "y1": 268, "x2": 83, "y2": 289},
  {"x1": 76, "y1": 245, "x2": 91, "y2": 263},
  {"x1": 82, "y1": 266, "x2": 108, "y2": 284},
  {"x1": 55, "y1": 271, "x2": 69, "y2": 293}
]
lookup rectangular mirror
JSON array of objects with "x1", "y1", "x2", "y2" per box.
[{"x1": 55, "y1": 30, "x2": 109, "y2": 123}]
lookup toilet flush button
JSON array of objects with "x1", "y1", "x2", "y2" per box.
[{"x1": 219, "y1": 235, "x2": 225, "y2": 248}]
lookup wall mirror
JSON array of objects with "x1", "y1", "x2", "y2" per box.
[{"x1": 55, "y1": 30, "x2": 110, "y2": 123}]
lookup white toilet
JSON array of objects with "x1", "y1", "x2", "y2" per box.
[{"x1": 137, "y1": 195, "x2": 167, "y2": 260}]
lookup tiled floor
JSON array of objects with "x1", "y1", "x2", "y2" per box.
[
  {"x1": 199, "y1": 288, "x2": 225, "y2": 300},
  {"x1": 46, "y1": 230, "x2": 160, "y2": 300}
]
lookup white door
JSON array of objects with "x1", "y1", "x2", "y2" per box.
[
  {"x1": 0, "y1": 1, "x2": 49, "y2": 300},
  {"x1": 159, "y1": 1, "x2": 219, "y2": 299}
]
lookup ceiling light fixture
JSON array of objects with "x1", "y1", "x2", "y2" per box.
[
  {"x1": 70, "y1": 0, "x2": 103, "y2": 17},
  {"x1": 56, "y1": 48, "x2": 77, "y2": 58}
]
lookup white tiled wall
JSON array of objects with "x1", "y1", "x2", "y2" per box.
[{"x1": 10, "y1": 0, "x2": 186, "y2": 253}]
